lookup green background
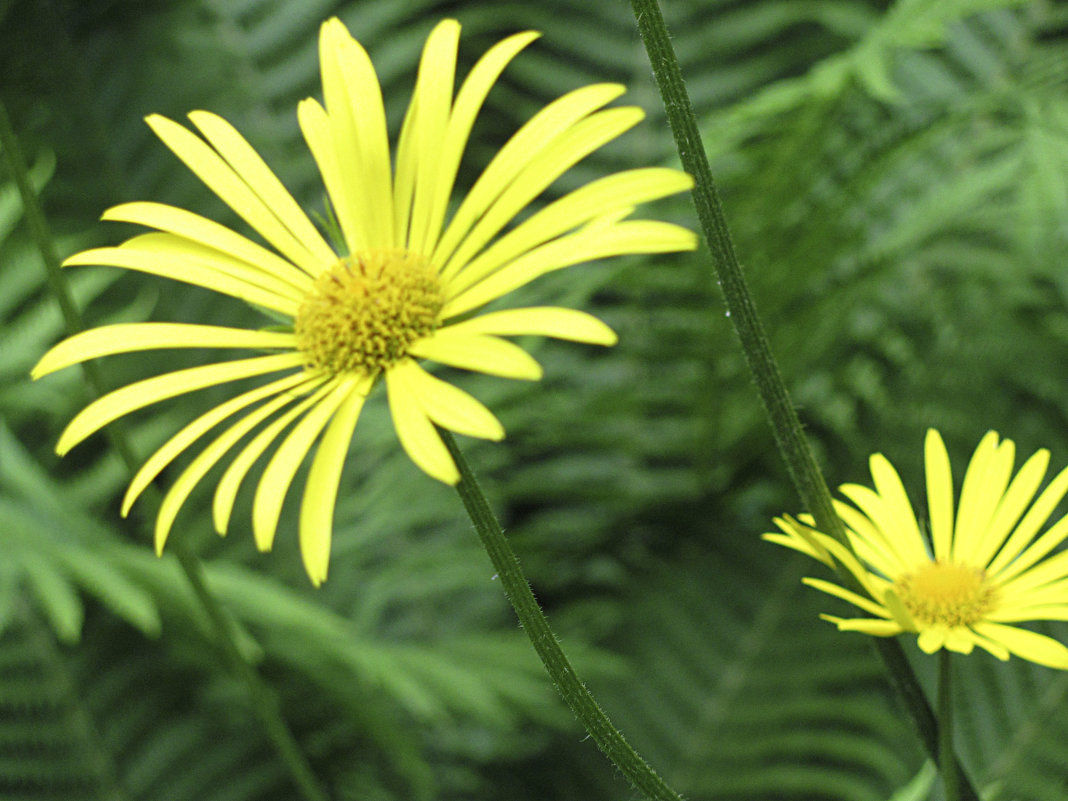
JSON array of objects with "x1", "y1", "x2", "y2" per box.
[{"x1": 2, "y1": 0, "x2": 1068, "y2": 798}]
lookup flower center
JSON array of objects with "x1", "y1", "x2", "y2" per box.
[
  {"x1": 295, "y1": 250, "x2": 443, "y2": 374},
  {"x1": 894, "y1": 561, "x2": 997, "y2": 628}
]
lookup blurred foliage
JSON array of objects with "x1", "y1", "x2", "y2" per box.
[{"x1": 2, "y1": 0, "x2": 1068, "y2": 799}]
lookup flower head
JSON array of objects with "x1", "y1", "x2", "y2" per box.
[
  {"x1": 32, "y1": 18, "x2": 696, "y2": 584},
  {"x1": 765, "y1": 429, "x2": 1068, "y2": 668}
]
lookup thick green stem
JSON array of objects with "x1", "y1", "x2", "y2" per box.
[
  {"x1": 629, "y1": 2, "x2": 978, "y2": 799},
  {"x1": 939, "y1": 651, "x2": 959, "y2": 801},
  {"x1": 0, "y1": 98, "x2": 329, "y2": 801},
  {"x1": 443, "y1": 431, "x2": 684, "y2": 801}
]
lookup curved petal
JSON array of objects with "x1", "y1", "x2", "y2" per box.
[
  {"x1": 432, "y1": 82, "x2": 627, "y2": 268},
  {"x1": 408, "y1": 330, "x2": 542, "y2": 380},
  {"x1": 396, "y1": 19, "x2": 460, "y2": 255},
  {"x1": 103, "y1": 202, "x2": 316, "y2": 292},
  {"x1": 413, "y1": 29, "x2": 540, "y2": 255},
  {"x1": 974, "y1": 446, "x2": 1049, "y2": 568},
  {"x1": 868, "y1": 452, "x2": 927, "y2": 562},
  {"x1": 444, "y1": 167, "x2": 693, "y2": 294},
  {"x1": 952, "y1": 431, "x2": 1003, "y2": 561},
  {"x1": 924, "y1": 429, "x2": 955, "y2": 561},
  {"x1": 439, "y1": 106, "x2": 645, "y2": 282},
  {"x1": 34, "y1": 323, "x2": 295, "y2": 379},
  {"x1": 823, "y1": 615, "x2": 903, "y2": 637},
  {"x1": 212, "y1": 381, "x2": 337, "y2": 540},
  {"x1": 442, "y1": 219, "x2": 696, "y2": 319},
  {"x1": 300, "y1": 377, "x2": 372, "y2": 586},
  {"x1": 971, "y1": 621, "x2": 1068, "y2": 668},
  {"x1": 317, "y1": 18, "x2": 394, "y2": 251},
  {"x1": 153, "y1": 375, "x2": 325, "y2": 553},
  {"x1": 396, "y1": 359, "x2": 504, "y2": 441},
  {"x1": 801, "y1": 577, "x2": 890, "y2": 619},
  {"x1": 57, "y1": 352, "x2": 304, "y2": 455},
  {"x1": 64, "y1": 244, "x2": 300, "y2": 316},
  {"x1": 987, "y1": 461, "x2": 1068, "y2": 576},
  {"x1": 123, "y1": 371, "x2": 312, "y2": 516},
  {"x1": 385, "y1": 367, "x2": 458, "y2": 484},
  {"x1": 252, "y1": 376, "x2": 361, "y2": 553},
  {"x1": 146, "y1": 114, "x2": 328, "y2": 276},
  {"x1": 441, "y1": 307, "x2": 616, "y2": 345},
  {"x1": 917, "y1": 627, "x2": 949, "y2": 654}
]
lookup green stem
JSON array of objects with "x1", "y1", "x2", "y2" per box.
[
  {"x1": 628, "y1": 3, "x2": 979, "y2": 800},
  {"x1": 0, "y1": 98, "x2": 329, "y2": 801},
  {"x1": 442, "y1": 431, "x2": 684, "y2": 801},
  {"x1": 939, "y1": 650, "x2": 959, "y2": 801}
]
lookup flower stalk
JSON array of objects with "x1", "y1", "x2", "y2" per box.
[
  {"x1": 628, "y1": 1, "x2": 980, "y2": 797},
  {"x1": 0, "y1": 97, "x2": 329, "y2": 801},
  {"x1": 940, "y1": 651, "x2": 959, "y2": 801},
  {"x1": 442, "y1": 430, "x2": 685, "y2": 801}
]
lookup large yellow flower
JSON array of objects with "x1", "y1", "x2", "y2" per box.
[
  {"x1": 765, "y1": 429, "x2": 1068, "y2": 668},
  {"x1": 33, "y1": 18, "x2": 696, "y2": 584}
]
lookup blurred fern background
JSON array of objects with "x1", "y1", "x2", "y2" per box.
[{"x1": 2, "y1": 0, "x2": 1068, "y2": 799}]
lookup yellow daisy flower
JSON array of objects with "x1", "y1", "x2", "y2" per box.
[
  {"x1": 32, "y1": 18, "x2": 696, "y2": 585},
  {"x1": 765, "y1": 429, "x2": 1068, "y2": 668}
]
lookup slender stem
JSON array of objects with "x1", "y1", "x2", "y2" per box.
[
  {"x1": 628, "y1": 3, "x2": 980, "y2": 800},
  {"x1": 939, "y1": 651, "x2": 959, "y2": 801},
  {"x1": 0, "y1": 98, "x2": 329, "y2": 801},
  {"x1": 443, "y1": 431, "x2": 685, "y2": 801}
]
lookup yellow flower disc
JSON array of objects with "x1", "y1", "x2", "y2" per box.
[
  {"x1": 296, "y1": 250, "x2": 444, "y2": 374},
  {"x1": 894, "y1": 562, "x2": 997, "y2": 628}
]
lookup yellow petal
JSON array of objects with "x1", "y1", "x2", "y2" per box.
[
  {"x1": 408, "y1": 330, "x2": 542, "y2": 380},
  {"x1": 103, "y1": 202, "x2": 315, "y2": 292},
  {"x1": 987, "y1": 461, "x2": 1068, "y2": 577},
  {"x1": 146, "y1": 114, "x2": 325, "y2": 276},
  {"x1": 34, "y1": 323, "x2": 295, "y2": 379},
  {"x1": 838, "y1": 482, "x2": 926, "y2": 569},
  {"x1": 952, "y1": 431, "x2": 1003, "y2": 561},
  {"x1": 442, "y1": 220, "x2": 696, "y2": 319},
  {"x1": 444, "y1": 167, "x2": 693, "y2": 293},
  {"x1": 824, "y1": 616, "x2": 903, "y2": 637},
  {"x1": 441, "y1": 307, "x2": 616, "y2": 345},
  {"x1": 433, "y1": 82, "x2": 628, "y2": 268},
  {"x1": 123, "y1": 372, "x2": 311, "y2": 516},
  {"x1": 868, "y1": 452, "x2": 927, "y2": 563},
  {"x1": 299, "y1": 377, "x2": 372, "y2": 586},
  {"x1": 317, "y1": 18, "x2": 394, "y2": 252},
  {"x1": 924, "y1": 429, "x2": 955, "y2": 562},
  {"x1": 801, "y1": 577, "x2": 889, "y2": 619},
  {"x1": 917, "y1": 627, "x2": 948, "y2": 654},
  {"x1": 973, "y1": 446, "x2": 1049, "y2": 568},
  {"x1": 57, "y1": 352, "x2": 304, "y2": 456},
  {"x1": 153, "y1": 375, "x2": 324, "y2": 553},
  {"x1": 971, "y1": 622, "x2": 1068, "y2": 668},
  {"x1": 63, "y1": 245, "x2": 299, "y2": 317},
  {"x1": 396, "y1": 359, "x2": 504, "y2": 441},
  {"x1": 385, "y1": 368, "x2": 459, "y2": 484},
  {"x1": 439, "y1": 106, "x2": 645, "y2": 282},
  {"x1": 416, "y1": 29, "x2": 540, "y2": 256},
  {"x1": 211, "y1": 382, "x2": 335, "y2": 542},
  {"x1": 252, "y1": 376, "x2": 359, "y2": 553}
]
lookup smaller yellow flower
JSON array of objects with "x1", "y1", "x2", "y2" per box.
[{"x1": 765, "y1": 429, "x2": 1068, "y2": 668}]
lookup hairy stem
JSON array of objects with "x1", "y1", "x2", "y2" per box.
[
  {"x1": 443, "y1": 431, "x2": 684, "y2": 801},
  {"x1": 628, "y1": 2, "x2": 979, "y2": 798}
]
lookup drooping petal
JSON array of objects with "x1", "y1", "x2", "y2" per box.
[
  {"x1": 801, "y1": 577, "x2": 890, "y2": 619},
  {"x1": 385, "y1": 367, "x2": 459, "y2": 484},
  {"x1": 438, "y1": 106, "x2": 645, "y2": 282},
  {"x1": 317, "y1": 18, "x2": 394, "y2": 251},
  {"x1": 146, "y1": 114, "x2": 329, "y2": 276},
  {"x1": 57, "y1": 353, "x2": 305, "y2": 456},
  {"x1": 917, "y1": 627, "x2": 949, "y2": 654},
  {"x1": 64, "y1": 243, "x2": 300, "y2": 316},
  {"x1": 823, "y1": 615, "x2": 903, "y2": 637},
  {"x1": 103, "y1": 202, "x2": 316, "y2": 292},
  {"x1": 441, "y1": 219, "x2": 696, "y2": 319},
  {"x1": 396, "y1": 359, "x2": 504, "y2": 441},
  {"x1": 187, "y1": 111, "x2": 337, "y2": 270},
  {"x1": 440, "y1": 307, "x2": 616, "y2": 345},
  {"x1": 971, "y1": 622, "x2": 1068, "y2": 669},
  {"x1": 153, "y1": 376, "x2": 326, "y2": 553},
  {"x1": 33, "y1": 323, "x2": 295, "y2": 379},
  {"x1": 299, "y1": 377, "x2": 372, "y2": 585},
  {"x1": 408, "y1": 330, "x2": 542, "y2": 380},
  {"x1": 123, "y1": 371, "x2": 313, "y2": 516},
  {"x1": 924, "y1": 429, "x2": 955, "y2": 561},
  {"x1": 432, "y1": 82, "x2": 627, "y2": 268},
  {"x1": 443, "y1": 167, "x2": 694, "y2": 294}
]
